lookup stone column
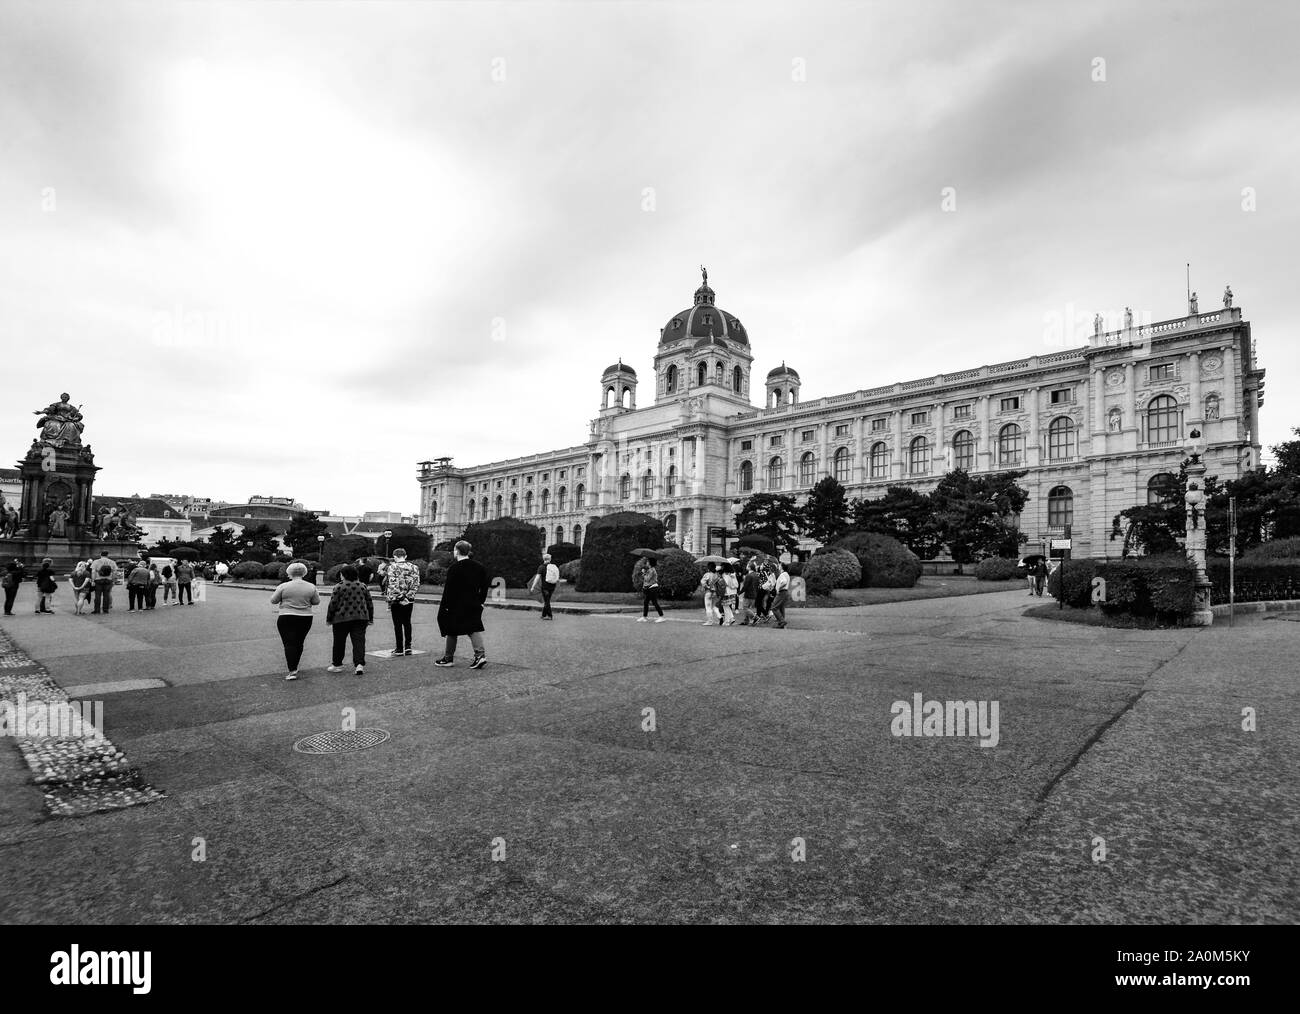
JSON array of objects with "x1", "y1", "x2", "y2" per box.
[
  {"x1": 1188, "y1": 351, "x2": 1202, "y2": 423},
  {"x1": 1027, "y1": 388, "x2": 1040, "y2": 466},
  {"x1": 893, "y1": 409, "x2": 905, "y2": 480},
  {"x1": 854, "y1": 416, "x2": 865, "y2": 485},
  {"x1": 1123, "y1": 363, "x2": 1135, "y2": 430},
  {"x1": 1092, "y1": 366, "x2": 1105, "y2": 435},
  {"x1": 935, "y1": 402, "x2": 946, "y2": 473},
  {"x1": 1221, "y1": 342, "x2": 1237, "y2": 419},
  {"x1": 978, "y1": 395, "x2": 991, "y2": 472},
  {"x1": 819, "y1": 421, "x2": 830, "y2": 484}
]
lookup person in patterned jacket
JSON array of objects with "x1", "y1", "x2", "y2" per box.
[
  {"x1": 326, "y1": 565, "x2": 374, "y2": 675},
  {"x1": 380, "y1": 548, "x2": 421, "y2": 657}
]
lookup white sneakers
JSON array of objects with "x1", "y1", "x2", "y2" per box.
[
  {"x1": 636, "y1": 617, "x2": 648, "y2": 622},
  {"x1": 285, "y1": 671, "x2": 298, "y2": 681},
  {"x1": 326, "y1": 665, "x2": 344, "y2": 673},
  {"x1": 355, "y1": 665, "x2": 365, "y2": 676},
  {"x1": 655, "y1": 617, "x2": 666, "y2": 623}
]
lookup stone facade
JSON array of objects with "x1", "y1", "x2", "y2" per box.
[{"x1": 418, "y1": 278, "x2": 1264, "y2": 560}]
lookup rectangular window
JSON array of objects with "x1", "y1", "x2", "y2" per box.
[
  {"x1": 953, "y1": 405, "x2": 971, "y2": 420},
  {"x1": 1050, "y1": 388, "x2": 1072, "y2": 405},
  {"x1": 526, "y1": 476, "x2": 533, "y2": 484},
  {"x1": 835, "y1": 423, "x2": 849, "y2": 437},
  {"x1": 770, "y1": 435, "x2": 783, "y2": 447},
  {"x1": 910, "y1": 411, "x2": 928, "y2": 426},
  {"x1": 740, "y1": 439, "x2": 752, "y2": 451},
  {"x1": 1150, "y1": 363, "x2": 1174, "y2": 381},
  {"x1": 511, "y1": 478, "x2": 518, "y2": 487},
  {"x1": 542, "y1": 473, "x2": 549, "y2": 482},
  {"x1": 801, "y1": 430, "x2": 815, "y2": 442},
  {"x1": 871, "y1": 418, "x2": 887, "y2": 432},
  {"x1": 559, "y1": 470, "x2": 566, "y2": 479},
  {"x1": 999, "y1": 396, "x2": 1020, "y2": 412}
]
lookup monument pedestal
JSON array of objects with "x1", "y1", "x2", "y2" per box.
[{"x1": 1, "y1": 537, "x2": 144, "y2": 575}]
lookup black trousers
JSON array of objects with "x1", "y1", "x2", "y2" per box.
[
  {"x1": 3, "y1": 583, "x2": 18, "y2": 614},
  {"x1": 178, "y1": 582, "x2": 193, "y2": 604},
  {"x1": 277, "y1": 615, "x2": 313, "y2": 672},
  {"x1": 93, "y1": 581, "x2": 113, "y2": 612},
  {"x1": 389, "y1": 601, "x2": 413, "y2": 651},
  {"x1": 146, "y1": 584, "x2": 158, "y2": 608},
  {"x1": 128, "y1": 586, "x2": 146, "y2": 610},
  {"x1": 642, "y1": 587, "x2": 663, "y2": 617},
  {"x1": 332, "y1": 620, "x2": 368, "y2": 666},
  {"x1": 541, "y1": 582, "x2": 556, "y2": 618}
]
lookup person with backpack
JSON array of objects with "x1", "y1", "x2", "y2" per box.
[
  {"x1": 175, "y1": 560, "x2": 194, "y2": 604},
  {"x1": 637, "y1": 558, "x2": 666, "y2": 622},
  {"x1": 160, "y1": 561, "x2": 178, "y2": 604},
  {"x1": 35, "y1": 559, "x2": 58, "y2": 614},
  {"x1": 2, "y1": 559, "x2": 25, "y2": 616},
  {"x1": 381, "y1": 548, "x2": 421, "y2": 656},
  {"x1": 326, "y1": 565, "x2": 374, "y2": 676},
  {"x1": 126, "y1": 562, "x2": 150, "y2": 611},
  {"x1": 91, "y1": 551, "x2": 116, "y2": 614},
  {"x1": 533, "y1": 552, "x2": 560, "y2": 621}
]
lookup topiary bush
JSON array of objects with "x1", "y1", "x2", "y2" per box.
[
  {"x1": 381, "y1": 524, "x2": 431, "y2": 561},
  {"x1": 262, "y1": 562, "x2": 286, "y2": 580},
  {"x1": 242, "y1": 548, "x2": 273, "y2": 565},
  {"x1": 546, "y1": 542, "x2": 582, "y2": 567},
  {"x1": 974, "y1": 557, "x2": 1019, "y2": 581},
  {"x1": 576, "y1": 511, "x2": 665, "y2": 592},
  {"x1": 326, "y1": 564, "x2": 348, "y2": 583},
  {"x1": 1095, "y1": 555, "x2": 1195, "y2": 621},
  {"x1": 1046, "y1": 558, "x2": 1098, "y2": 608},
  {"x1": 288, "y1": 558, "x2": 317, "y2": 582},
  {"x1": 735, "y1": 533, "x2": 777, "y2": 558},
  {"x1": 803, "y1": 549, "x2": 862, "y2": 597},
  {"x1": 631, "y1": 548, "x2": 704, "y2": 600},
  {"x1": 830, "y1": 531, "x2": 922, "y2": 588},
  {"x1": 434, "y1": 540, "x2": 456, "y2": 553},
  {"x1": 559, "y1": 559, "x2": 581, "y2": 584},
  {"x1": 461, "y1": 517, "x2": 547, "y2": 588},
  {"x1": 232, "y1": 561, "x2": 265, "y2": 580},
  {"x1": 321, "y1": 534, "x2": 376, "y2": 570}
]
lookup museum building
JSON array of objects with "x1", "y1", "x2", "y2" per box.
[{"x1": 416, "y1": 272, "x2": 1264, "y2": 559}]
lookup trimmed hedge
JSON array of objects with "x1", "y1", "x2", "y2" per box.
[
  {"x1": 321, "y1": 534, "x2": 376, "y2": 570},
  {"x1": 735, "y1": 533, "x2": 777, "y2": 557},
  {"x1": 232, "y1": 561, "x2": 265, "y2": 580},
  {"x1": 576, "y1": 511, "x2": 665, "y2": 592},
  {"x1": 1046, "y1": 558, "x2": 1101, "y2": 609},
  {"x1": 974, "y1": 557, "x2": 1019, "y2": 581},
  {"x1": 1241, "y1": 537, "x2": 1300, "y2": 561},
  {"x1": 631, "y1": 548, "x2": 702, "y2": 600},
  {"x1": 461, "y1": 517, "x2": 546, "y2": 588},
  {"x1": 261, "y1": 562, "x2": 286, "y2": 580},
  {"x1": 1209, "y1": 558, "x2": 1300, "y2": 604},
  {"x1": 1096, "y1": 555, "x2": 1196, "y2": 620},
  {"x1": 803, "y1": 549, "x2": 862, "y2": 597},
  {"x1": 242, "y1": 548, "x2": 273, "y2": 565},
  {"x1": 559, "y1": 559, "x2": 581, "y2": 584},
  {"x1": 546, "y1": 542, "x2": 582, "y2": 567},
  {"x1": 830, "y1": 531, "x2": 922, "y2": 588}
]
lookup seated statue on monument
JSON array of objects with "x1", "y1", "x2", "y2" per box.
[{"x1": 33, "y1": 393, "x2": 85, "y2": 448}]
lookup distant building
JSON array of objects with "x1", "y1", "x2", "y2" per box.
[
  {"x1": 93, "y1": 495, "x2": 193, "y2": 547},
  {"x1": 0, "y1": 467, "x2": 21, "y2": 508}
]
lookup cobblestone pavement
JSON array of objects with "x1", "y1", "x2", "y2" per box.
[{"x1": 0, "y1": 586, "x2": 1293, "y2": 924}]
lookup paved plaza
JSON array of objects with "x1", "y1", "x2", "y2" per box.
[{"x1": 0, "y1": 587, "x2": 1295, "y2": 924}]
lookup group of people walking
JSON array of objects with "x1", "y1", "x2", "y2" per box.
[
  {"x1": 634, "y1": 557, "x2": 790, "y2": 628},
  {"x1": 1, "y1": 551, "x2": 199, "y2": 616},
  {"x1": 270, "y1": 542, "x2": 491, "y2": 681}
]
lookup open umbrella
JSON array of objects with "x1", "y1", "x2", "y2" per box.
[
  {"x1": 629, "y1": 548, "x2": 660, "y2": 559},
  {"x1": 695, "y1": 554, "x2": 730, "y2": 565},
  {"x1": 1018, "y1": 554, "x2": 1046, "y2": 569}
]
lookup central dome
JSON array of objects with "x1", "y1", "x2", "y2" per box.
[{"x1": 660, "y1": 269, "x2": 749, "y2": 346}]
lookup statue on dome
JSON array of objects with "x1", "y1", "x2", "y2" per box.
[
  {"x1": 33, "y1": 393, "x2": 85, "y2": 447},
  {"x1": 700, "y1": 265, "x2": 708, "y2": 287}
]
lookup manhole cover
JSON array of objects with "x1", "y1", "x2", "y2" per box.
[{"x1": 293, "y1": 729, "x2": 390, "y2": 754}]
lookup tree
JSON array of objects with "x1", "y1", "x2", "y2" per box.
[
  {"x1": 240, "y1": 523, "x2": 283, "y2": 556},
  {"x1": 285, "y1": 511, "x2": 329, "y2": 554},
  {"x1": 736, "y1": 493, "x2": 803, "y2": 555},
  {"x1": 1111, "y1": 458, "x2": 1227, "y2": 557},
  {"x1": 929, "y1": 469, "x2": 1030, "y2": 568},
  {"x1": 802, "y1": 476, "x2": 851, "y2": 544},
  {"x1": 205, "y1": 525, "x2": 241, "y2": 563},
  {"x1": 851, "y1": 486, "x2": 942, "y2": 559}
]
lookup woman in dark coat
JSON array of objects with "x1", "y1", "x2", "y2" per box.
[{"x1": 435, "y1": 540, "x2": 490, "y2": 670}]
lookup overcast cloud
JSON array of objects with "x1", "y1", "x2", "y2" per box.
[{"x1": 1, "y1": 0, "x2": 1297, "y2": 513}]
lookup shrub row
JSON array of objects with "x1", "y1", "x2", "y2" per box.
[
  {"x1": 974, "y1": 557, "x2": 1019, "y2": 581},
  {"x1": 1047, "y1": 555, "x2": 1195, "y2": 620}
]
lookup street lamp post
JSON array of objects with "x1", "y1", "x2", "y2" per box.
[
  {"x1": 316, "y1": 534, "x2": 326, "y2": 585},
  {"x1": 380, "y1": 529, "x2": 393, "y2": 558},
  {"x1": 1184, "y1": 427, "x2": 1214, "y2": 626}
]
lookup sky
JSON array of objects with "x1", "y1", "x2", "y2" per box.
[{"x1": 2, "y1": 0, "x2": 1297, "y2": 515}]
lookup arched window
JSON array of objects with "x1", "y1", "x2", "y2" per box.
[
  {"x1": 555, "y1": 525, "x2": 564, "y2": 544},
  {"x1": 715, "y1": 361, "x2": 724, "y2": 384},
  {"x1": 663, "y1": 513, "x2": 676, "y2": 533},
  {"x1": 1147, "y1": 394, "x2": 1180, "y2": 444},
  {"x1": 1048, "y1": 417, "x2": 1075, "y2": 461},
  {"x1": 510, "y1": 492, "x2": 519, "y2": 517},
  {"x1": 576, "y1": 484, "x2": 586, "y2": 508},
  {"x1": 494, "y1": 495, "x2": 503, "y2": 519},
  {"x1": 604, "y1": 387, "x2": 614, "y2": 409},
  {"x1": 1148, "y1": 473, "x2": 1180, "y2": 506},
  {"x1": 641, "y1": 471, "x2": 653, "y2": 499},
  {"x1": 870, "y1": 442, "x2": 889, "y2": 479},
  {"x1": 430, "y1": 501, "x2": 437, "y2": 520},
  {"x1": 556, "y1": 486, "x2": 566, "y2": 511},
  {"x1": 799, "y1": 451, "x2": 816, "y2": 487},
  {"x1": 997, "y1": 424, "x2": 1023, "y2": 466},
  {"x1": 733, "y1": 365, "x2": 743, "y2": 393},
  {"x1": 952, "y1": 430, "x2": 974, "y2": 471},
  {"x1": 768, "y1": 456, "x2": 784, "y2": 489},
  {"x1": 909, "y1": 437, "x2": 930, "y2": 475},
  {"x1": 1047, "y1": 486, "x2": 1074, "y2": 528},
  {"x1": 540, "y1": 489, "x2": 550, "y2": 514},
  {"x1": 621, "y1": 387, "x2": 631, "y2": 409},
  {"x1": 572, "y1": 524, "x2": 583, "y2": 547},
  {"x1": 666, "y1": 466, "x2": 677, "y2": 496},
  {"x1": 666, "y1": 365, "x2": 677, "y2": 393},
  {"x1": 482, "y1": 497, "x2": 489, "y2": 519},
  {"x1": 620, "y1": 474, "x2": 631, "y2": 500},
  {"x1": 833, "y1": 446, "x2": 850, "y2": 482},
  {"x1": 740, "y1": 460, "x2": 754, "y2": 492},
  {"x1": 524, "y1": 490, "x2": 534, "y2": 515},
  {"x1": 468, "y1": 500, "x2": 476, "y2": 521},
  {"x1": 697, "y1": 362, "x2": 708, "y2": 386}
]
